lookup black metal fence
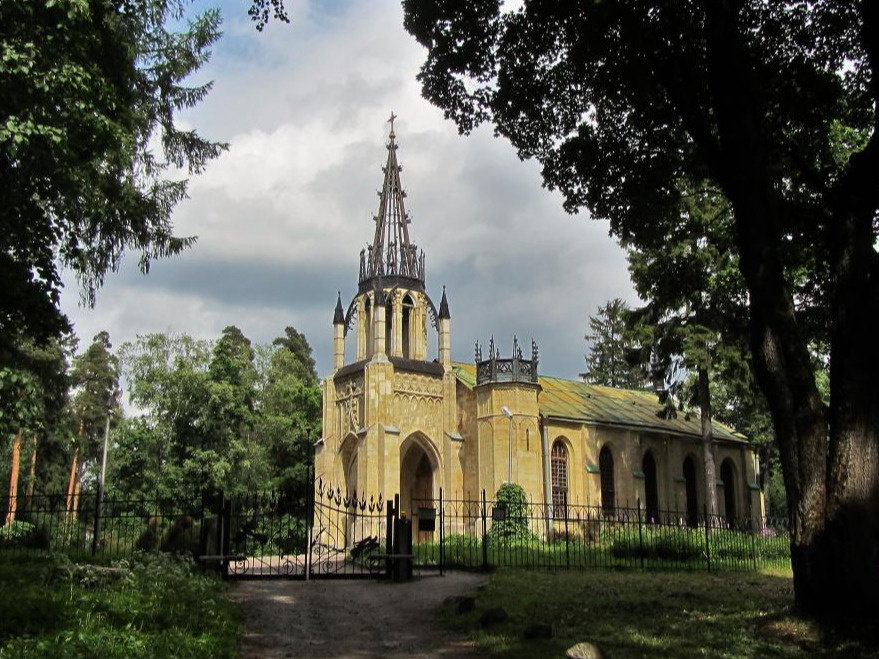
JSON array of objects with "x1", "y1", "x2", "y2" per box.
[
  {"x1": 0, "y1": 490, "x2": 219, "y2": 561},
  {"x1": 0, "y1": 484, "x2": 391, "y2": 580},
  {"x1": 1, "y1": 488, "x2": 790, "y2": 576},
  {"x1": 410, "y1": 491, "x2": 791, "y2": 573}
]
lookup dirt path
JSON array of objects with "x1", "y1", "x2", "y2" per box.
[{"x1": 228, "y1": 572, "x2": 486, "y2": 659}]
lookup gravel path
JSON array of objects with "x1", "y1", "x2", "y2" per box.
[{"x1": 228, "y1": 572, "x2": 486, "y2": 659}]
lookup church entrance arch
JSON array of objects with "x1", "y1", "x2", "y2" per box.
[{"x1": 399, "y1": 432, "x2": 440, "y2": 543}]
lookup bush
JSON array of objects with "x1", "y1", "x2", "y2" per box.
[
  {"x1": 488, "y1": 483, "x2": 533, "y2": 544},
  {"x1": 0, "y1": 520, "x2": 35, "y2": 544}
]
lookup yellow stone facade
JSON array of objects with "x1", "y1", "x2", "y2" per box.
[{"x1": 316, "y1": 125, "x2": 763, "y2": 529}]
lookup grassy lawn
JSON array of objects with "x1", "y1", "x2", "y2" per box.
[
  {"x1": 438, "y1": 567, "x2": 879, "y2": 658},
  {"x1": 0, "y1": 553, "x2": 240, "y2": 658}
]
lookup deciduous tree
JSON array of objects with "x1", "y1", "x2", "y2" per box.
[{"x1": 403, "y1": 0, "x2": 879, "y2": 615}]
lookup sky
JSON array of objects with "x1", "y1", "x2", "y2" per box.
[{"x1": 60, "y1": 0, "x2": 638, "y2": 382}]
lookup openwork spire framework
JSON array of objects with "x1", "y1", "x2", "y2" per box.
[{"x1": 359, "y1": 114, "x2": 425, "y2": 291}]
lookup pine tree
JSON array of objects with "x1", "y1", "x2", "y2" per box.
[{"x1": 582, "y1": 299, "x2": 648, "y2": 389}]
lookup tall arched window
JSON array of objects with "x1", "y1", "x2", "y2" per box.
[
  {"x1": 683, "y1": 455, "x2": 698, "y2": 527},
  {"x1": 643, "y1": 451, "x2": 659, "y2": 523},
  {"x1": 402, "y1": 294, "x2": 414, "y2": 358},
  {"x1": 599, "y1": 445, "x2": 615, "y2": 514},
  {"x1": 551, "y1": 441, "x2": 568, "y2": 516},
  {"x1": 364, "y1": 297, "x2": 373, "y2": 358},
  {"x1": 720, "y1": 459, "x2": 737, "y2": 525}
]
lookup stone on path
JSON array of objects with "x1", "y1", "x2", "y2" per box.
[{"x1": 567, "y1": 641, "x2": 603, "y2": 659}]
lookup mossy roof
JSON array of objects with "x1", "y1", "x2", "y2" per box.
[{"x1": 452, "y1": 362, "x2": 747, "y2": 444}]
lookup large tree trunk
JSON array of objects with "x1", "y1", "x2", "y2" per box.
[
  {"x1": 5, "y1": 428, "x2": 22, "y2": 525},
  {"x1": 697, "y1": 2, "x2": 879, "y2": 617},
  {"x1": 823, "y1": 131, "x2": 879, "y2": 613},
  {"x1": 697, "y1": 367, "x2": 717, "y2": 518}
]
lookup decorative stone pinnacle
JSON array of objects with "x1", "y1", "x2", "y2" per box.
[
  {"x1": 439, "y1": 285, "x2": 450, "y2": 319},
  {"x1": 333, "y1": 292, "x2": 344, "y2": 325}
]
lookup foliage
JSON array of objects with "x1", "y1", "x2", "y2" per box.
[
  {"x1": 0, "y1": 520, "x2": 36, "y2": 546},
  {"x1": 488, "y1": 483, "x2": 532, "y2": 544},
  {"x1": 582, "y1": 298, "x2": 649, "y2": 389},
  {"x1": 403, "y1": 0, "x2": 879, "y2": 614},
  {"x1": 115, "y1": 327, "x2": 320, "y2": 498},
  {"x1": 70, "y1": 332, "x2": 121, "y2": 476},
  {"x1": 0, "y1": 553, "x2": 240, "y2": 658},
  {"x1": 0, "y1": 0, "x2": 227, "y2": 360}
]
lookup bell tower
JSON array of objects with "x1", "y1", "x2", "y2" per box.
[{"x1": 319, "y1": 115, "x2": 458, "y2": 502}]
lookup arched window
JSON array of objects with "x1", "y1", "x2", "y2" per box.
[
  {"x1": 385, "y1": 302, "x2": 393, "y2": 355},
  {"x1": 402, "y1": 294, "x2": 414, "y2": 358},
  {"x1": 599, "y1": 445, "x2": 615, "y2": 514},
  {"x1": 683, "y1": 455, "x2": 698, "y2": 527},
  {"x1": 364, "y1": 297, "x2": 373, "y2": 358},
  {"x1": 720, "y1": 459, "x2": 737, "y2": 525},
  {"x1": 643, "y1": 452, "x2": 659, "y2": 523},
  {"x1": 551, "y1": 441, "x2": 568, "y2": 516}
]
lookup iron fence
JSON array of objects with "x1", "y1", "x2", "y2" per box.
[
  {"x1": 0, "y1": 490, "x2": 213, "y2": 561},
  {"x1": 410, "y1": 490, "x2": 790, "y2": 573},
  {"x1": 1, "y1": 488, "x2": 790, "y2": 576}
]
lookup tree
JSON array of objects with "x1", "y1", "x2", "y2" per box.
[
  {"x1": 256, "y1": 330, "x2": 322, "y2": 492},
  {"x1": 118, "y1": 332, "x2": 214, "y2": 497},
  {"x1": 403, "y1": 1, "x2": 879, "y2": 615},
  {"x1": 582, "y1": 299, "x2": 648, "y2": 389},
  {"x1": 272, "y1": 326, "x2": 319, "y2": 387},
  {"x1": 625, "y1": 179, "x2": 752, "y2": 518},
  {"x1": 71, "y1": 332, "x2": 121, "y2": 461},
  {"x1": 0, "y1": 0, "x2": 226, "y2": 361},
  {"x1": 204, "y1": 326, "x2": 266, "y2": 494}
]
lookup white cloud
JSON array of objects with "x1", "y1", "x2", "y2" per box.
[{"x1": 61, "y1": 0, "x2": 638, "y2": 382}]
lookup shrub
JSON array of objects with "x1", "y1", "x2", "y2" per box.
[
  {"x1": 0, "y1": 520, "x2": 35, "y2": 547},
  {"x1": 488, "y1": 483, "x2": 533, "y2": 544}
]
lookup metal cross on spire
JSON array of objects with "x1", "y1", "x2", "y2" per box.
[{"x1": 388, "y1": 111, "x2": 397, "y2": 138}]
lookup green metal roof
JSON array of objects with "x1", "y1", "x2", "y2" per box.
[{"x1": 452, "y1": 362, "x2": 747, "y2": 444}]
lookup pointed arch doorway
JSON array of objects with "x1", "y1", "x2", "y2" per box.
[{"x1": 400, "y1": 433, "x2": 440, "y2": 543}]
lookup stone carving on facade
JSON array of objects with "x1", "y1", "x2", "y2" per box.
[
  {"x1": 336, "y1": 377, "x2": 363, "y2": 433},
  {"x1": 393, "y1": 372, "x2": 443, "y2": 398}
]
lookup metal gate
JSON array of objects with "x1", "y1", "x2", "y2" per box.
[{"x1": 219, "y1": 480, "x2": 391, "y2": 579}]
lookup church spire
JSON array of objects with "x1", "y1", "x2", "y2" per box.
[{"x1": 359, "y1": 113, "x2": 425, "y2": 290}]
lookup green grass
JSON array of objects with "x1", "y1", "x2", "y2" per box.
[
  {"x1": 0, "y1": 553, "x2": 240, "y2": 658},
  {"x1": 437, "y1": 568, "x2": 879, "y2": 658}
]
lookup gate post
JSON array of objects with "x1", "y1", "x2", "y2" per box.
[
  {"x1": 385, "y1": 495, "x2": 397, "y2": 579},
  {"x1": 305, "y1": 468, "x2": 314, "y2": 581}
]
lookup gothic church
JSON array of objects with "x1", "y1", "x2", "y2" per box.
[{"x1": 316, "y1": 120, "x2": 763, "y2": 527}]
